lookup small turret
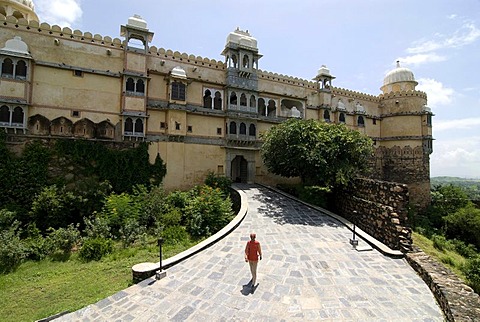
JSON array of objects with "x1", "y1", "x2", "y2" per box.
[{"x1": 0, "y1": 0, "x2": 39, "y2": 22}]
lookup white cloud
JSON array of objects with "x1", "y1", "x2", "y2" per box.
[
  {"x1": 447, "y1": 14, "x2": 458, "y2": 20},
  {"x1": 407, "y1": 22, "x2": 480, "y2": 54},
  {"x1": 416, "y1": 78, "x2": 455, "y2": 108},
  {"x1": 397, "y1": 53, "x2": 446, "y2": 66},
  {"x1": 434, "y1": 118, "x2": 480, "y2": 132},
  {"x1": 35, "y1": 0, "x2": 82, "y2": 27},
  {"x1": 431, "y1": 136, "x2": 480, "y2": 178}
]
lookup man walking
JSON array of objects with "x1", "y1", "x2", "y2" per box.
[{"x1": 245, "y1": 233, "x2": 262, "y2": 290}]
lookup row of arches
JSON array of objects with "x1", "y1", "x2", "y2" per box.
[
  {"x1": 225, "y1": 54, "x2": 258, "y2": 69},
  {"x1": 125, "y1": 77, "x2": 145, "y2": 95},
  {"x1": 124, "y1": 117, "x2": 144, "y2": 136},
  {"x1": 0, "y1": 105, "x2": 25, "y2": 126},
  {"x1": 1, "y1": 57, "x2": 27, "y2": 79},
  {"x1": 229, "y1": 92, "x2": 277, "y2": 116},
  {"x1": 228, "y1": 121, "x2": 256, "y2": 137},
  {"x1": 26, "y1": 115, "x2": 116, "y2": 139},
  {"x1": 323, "y1": 110, "x2": 365, "y2": 127}
]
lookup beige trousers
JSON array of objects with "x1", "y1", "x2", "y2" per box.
[{"x1": 248, "y1": 260, "x2": 258, "y2": 285}]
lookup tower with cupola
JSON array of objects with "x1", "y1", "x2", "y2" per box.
[
  {"x1": 0, "y1": 0, "x2": 38, "y2": 22},
  {"x1": 377, "y1": 61, "x2": 433, "y2": 208}
]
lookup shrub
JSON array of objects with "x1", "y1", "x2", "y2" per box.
[
  {"x1": 83, "y1": 215, "x2": 111, "y2": 239},
  {"x1": 463, "y1": 256, "x2": 480, "y2": 294},
  {"x1": 119, "y1": 218, "x2": 146, "y2": 248},
  {"x1": 0, "y1": 209, "x2": 17, "y2": 230},
  {"x1": 30, "y1": 185, "x2": 85, "y2": 232},
  {"x1": 0, "y1": 221, "x2": 26, "y2": 274},
  {"x1": 47, "y1": 224, "x2": 81, "y2": 255},
  {"x1": 162, "y1": 225, "x2": 190, "y2": 246},
  {"x1": 204, "y1": 172, "x2": 232, "y2": 198},
  {"x1": 298, "y1": 185, "x2": 331, "y2": 208},
  {"x1": 79, "y1": 238, "x2": 114, "y2": 261},
  {"x1": 23, "y1": 224, "x2": 51, "y2": 261},
  {"x1": 432, "y1": 234, "x2": 448, "y2": 251},
  {"x1": 450, "y1": 239, "x2": 478, "y2": 259},
  {"x1": 100, "y1": 192, "x2": 141, "y2": 237},
  {"x1": 444, "y1": 204, "x2": 480, "y2": 250},
  {"x1": 184, "y1": 185, "x2": 233, "y2": 237}
]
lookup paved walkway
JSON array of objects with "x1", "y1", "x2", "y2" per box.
[{"x1": 56, "y1": 185, "x2": 444, "y2": 321}]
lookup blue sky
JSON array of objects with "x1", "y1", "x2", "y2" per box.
[{"x1": 33, "y1": 0, "x2": 480, "y2": 178}]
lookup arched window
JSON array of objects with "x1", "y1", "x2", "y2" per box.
[
  {"x1": 232, "y1": 54, "x2": 237, "y2": 68},
  {"x1": 324, "y1": 110, "x2": 330, "y2": 122},
  {"x1": 230, "y1": 92, "x2": 237, "y2": 105},
  {"x1": 12, "y1": 107, "x2": 23, "y2": 125},
  {"x1": 0, "y1": 7, "x2": 6, "y2": 16},
  {"x1": 214, "y1": 91, "x2": 222, "y2": 110},
  {"x1": 0, "y1": 105, "x2": 9, "y2": 123},
  {"x1": 124, "y1": 118, "x2": 133, "y2": 133},
  {"x1": 258, "y1": 98, "x2": 266, "y2": 116},
  {"x1": 249, "y1": 124, "x2": 256, "y2": 136},
  {"x1": 126, "y1": 78, "x2": 135, "y2": 92},
  {"x1": 243, "y1": 55, "x2": 249, "y2": 68},
  {"x1": 16, "y1": 60, "x2": 27, "y2": 78},
  {"x1": 136, "y1": 79, "x2": 145, "y2": 93},
  {"x1": 171, "y1": 82, "x2": 186, "y2": 100},
  {"x1": 339, "y1": 113, "x2": 345, "y2": 123},
  {"x1": 229, "y1": 121, "x2": 237, "y2": 134},
  {"x1": 250, "y1": 95, "x2": 256, "y2": 108},
  {"x1": 134, "y1": 119, "x2": 144, "y2": 133},
  {"x1": 358, "y1": 116, "x2": 365, "y2": 127},
  {"x1": 203, "y1": 89, "x2": 212, "y2": 108},
  {"x1": 267, "y1": 100, "x2": 276, "y2": 116},
  {"x1": 240, "y1": 122, "x2": 246, "y2": 135},
  {"x1": 240, "y1": 93, "x2": 247, "y2": 106},
  {"x1": 2, "y1": 58, "x2": 14, "y2": 77}
]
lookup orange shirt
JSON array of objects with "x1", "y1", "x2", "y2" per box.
[{"x1": 246, "y1": 240, "x2": 260, "y2": 261}]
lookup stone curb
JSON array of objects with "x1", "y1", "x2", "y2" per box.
[
  {"x1": 258, "y1": 183, "x2": 405, "y2": 258},
  {"x1": 132, "y1": 184, "x2": 249, "y2": 281},
  {"x1": 406, "y1": 251, "x2": 480, "y2": 322}
]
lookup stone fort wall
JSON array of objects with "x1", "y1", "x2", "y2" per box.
[{"x1": 334, "y1": 177, "x2": 412, "y2": 252}]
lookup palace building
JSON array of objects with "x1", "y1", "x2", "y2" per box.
[{"x1": 0, "y1": 1, "x2": 433, "y2": 207}]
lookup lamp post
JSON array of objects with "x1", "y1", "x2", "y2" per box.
[
  {"x1": 156, "y1": 237, "x2": 166, "y2": 280},
  {"x1": 350, "y1": 211, "x2": 359, "y2": 247}
]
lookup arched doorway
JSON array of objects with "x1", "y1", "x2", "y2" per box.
[{"x1": 231, "y1": 155, "x2": 248, "y2": 183}]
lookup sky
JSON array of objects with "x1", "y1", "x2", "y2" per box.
[{"x1": 33, "y1": 0, "x2": 480, "y2": 179}]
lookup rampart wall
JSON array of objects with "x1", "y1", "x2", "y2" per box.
[{"x1": 334, "y1": 177, "x2": 412, "y2": 252}]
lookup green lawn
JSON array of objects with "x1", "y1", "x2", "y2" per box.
[
  {"x1": 0, "y1": 239, "x2": 197, "y2": 322},
  {"x1": 412, "y1": 232, "x2": 468, "y2": 281}
]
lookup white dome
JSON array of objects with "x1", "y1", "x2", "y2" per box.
[
  {"x1": 171, "y1": 66, "x2": 187, "y2": 79},
  {"x1": 127, "y1": 14, "x2": 148, "y2": 30},
  {"x1": 383, "y1": 61, "x2": 416, "y2": 85},
  {"x1": 226, "y1": 28, "x2": 258, "y2": 50},
  {"x1": 317, "y1": 65, "x2": 331, "y2": 76},
  {"x1": 12, "y1": 0, "x2": 34, "y2": 10}
]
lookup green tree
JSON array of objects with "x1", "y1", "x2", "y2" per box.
[
  {"x1": 261, "y1": 118, "x2": 373, "y2": 187},
  {"x1": 444, "y1": 204, "x2": 480, "y2": 249}
]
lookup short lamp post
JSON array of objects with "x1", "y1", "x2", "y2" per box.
[
  {"x1": 349, "y1": 211, "x2": 359, "y2": 248},
  {"x1": 156, "y1": 237, "x2": 166, "y2": 280}
]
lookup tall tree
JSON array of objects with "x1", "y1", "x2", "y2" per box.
[{"x1": 261, "y1": 118, "x2": 373, "y2": 187}]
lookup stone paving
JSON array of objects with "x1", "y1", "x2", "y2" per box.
[{"x1": 56, "y1": 185, "x2": 444, "y2": 321}]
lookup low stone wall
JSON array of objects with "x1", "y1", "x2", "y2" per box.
[
  {"x1": 406, "y1": 250, "x2": 480, "y2": 321},
  {"x1": 334, "y1": 178, "x2": 412, "y2": 252}
]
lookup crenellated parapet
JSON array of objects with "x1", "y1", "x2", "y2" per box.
[
  {"x1": 0, "y1": 14, "x2": 124, "y2": 49},
  {"x1": 379, "y1": 89, "x2": 427, "y2": 100},
  {"x1": 258, "y1": 70, "x2": 317, "y2": 89},
  {"x1": 147, "y1": 46, "x2": 225, "y2": 70},
  {"x1": 332, "y1": 87, "x2": 379, "y2": 103}
]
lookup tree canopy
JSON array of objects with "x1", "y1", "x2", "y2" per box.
[{"x1": 261, "y1": 118, "x2": 373, "y2": 187}]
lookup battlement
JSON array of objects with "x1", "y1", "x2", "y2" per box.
[
  {"x1": 332, "y1": 87, "x2": 379, "y2": 102},
  {"x1": 379, "y1": 90, "x2": 427, "y2": 100},
  {"x1": 0, "y1": 14, "x2": 125, "y2": 48},
  {"x1": 147, "y1": 46, "x2": 226, "y2": 70},
  {"x1": 258, "y1": 70, "x2": 317, "y2": 89}
]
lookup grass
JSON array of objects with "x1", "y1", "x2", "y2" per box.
[
  {"x1": 412, "y1": 231, "x2": 468, "y2": 281},
  {"x1": 0, "y1": 237, "x2": 198, "y2": 322}
]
